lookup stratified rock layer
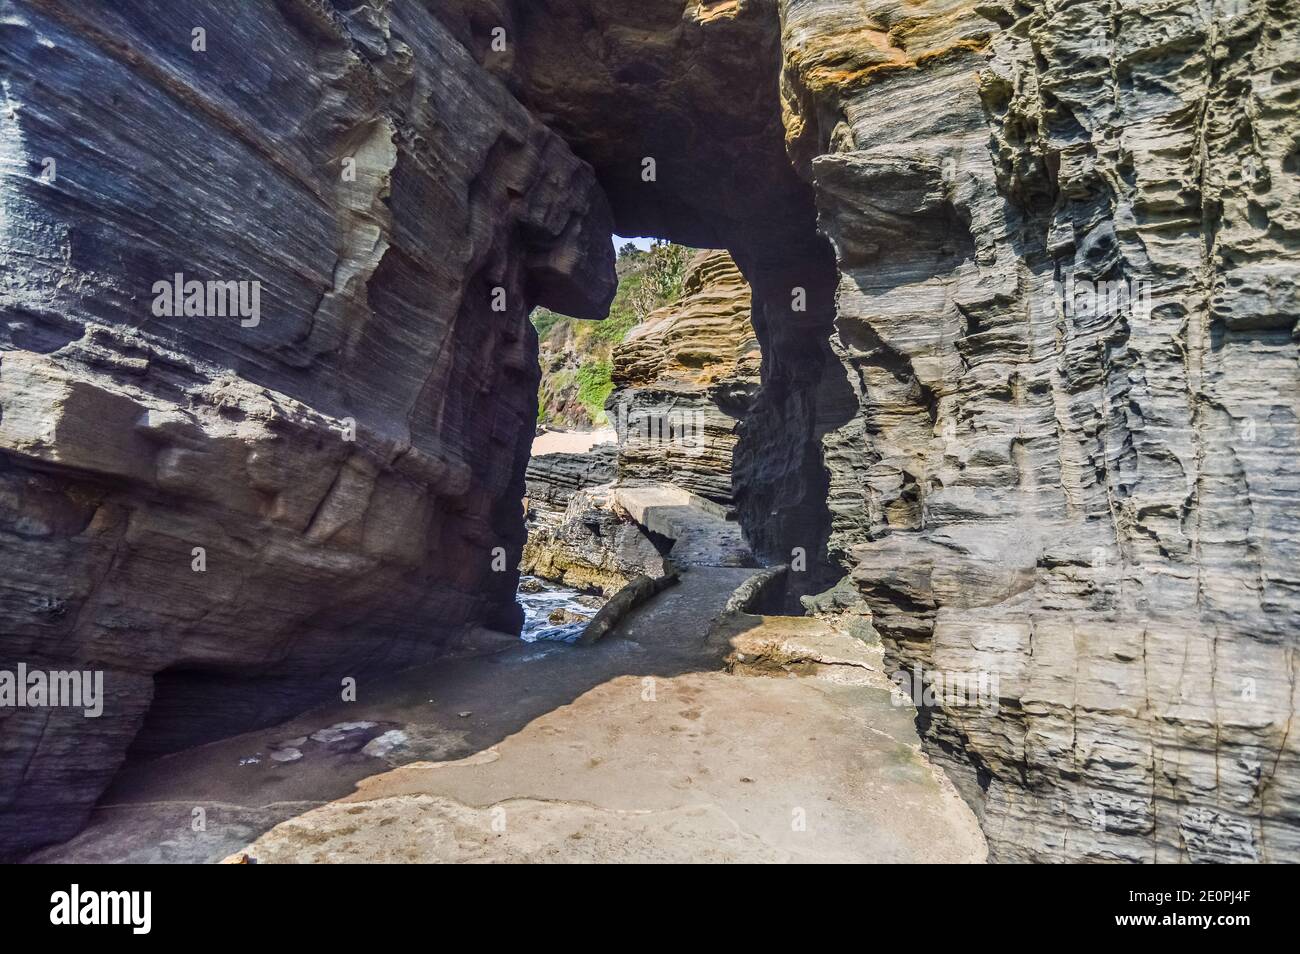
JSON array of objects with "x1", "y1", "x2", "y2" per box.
[
  {"x1": 522, "y1": 448, "x2": 672, "y2": 596},
  {"x1": 611, "y1": 250, "x2": 760, "y2": 508},
  {"x1": 781, "y1": 0, "x2": 1300, "y2": 861},
  {"x1": 3, "y1": 0, "x2": 1297, "y2": 865},
  {"x1": 525, "y1": 445, "x2": 619, "y2": 517},
  {"x1": 524, "y1": 250, "x2": 760, "y2": 595},
  {"x1": 0, "y1": 0, "x2": 614, "y2": 859}
]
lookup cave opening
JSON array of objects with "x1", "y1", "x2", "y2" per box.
[
  {"x1": 124, "y1": 665, "x2": 305, "y2": 762},
  {"x1": 525, "y1": 218, "x2": 846, "y2": 616},
  {"x1": 497, "y1": 0, "x2": 858, "y2": 604}
]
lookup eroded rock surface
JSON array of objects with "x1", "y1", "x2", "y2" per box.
[
  {"x1": 782, "y1": 0, "x2": 1300, "y2": 861},
  {"x1": 510, "y1": 0, "x2": 1300, "y2": 862},
  {"x1": 611, "y1": 249, "x2": 761, "y2": 508},
  {"x1": 525, "y1": 444, "x2": 619, "y2": 518},
  {"x1": 3, "y1": 0, "x2": 1297, "y2": 864},
  {"x1": 0, "y1": 0, "x2": 614, "y2": 858},
  {"x1": 522, "y1": 483, "x2": 672, "y2": 596}
]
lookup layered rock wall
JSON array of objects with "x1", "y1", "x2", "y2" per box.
[
  {"x1": 781, "y1": 0, "x2": 1300, "y2": 861},
  {"x1": 610, "y1": 250, "x2": 761, "y2": 507},
  {"x1": 0, "y1": 0, "x2": 614, "y2": 858},
  {"x1": 3, "y1": 0, "x2": 1296, "y2": 864}
]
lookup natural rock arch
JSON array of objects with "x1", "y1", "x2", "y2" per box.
[{"x1": 0, "y1": 0, "x2": 1296, "y2": 863}]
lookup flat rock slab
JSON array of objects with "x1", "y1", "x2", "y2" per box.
[
  {"x1": 33, "y1": 567, "x2": 984, "y2": 864},
  {"x1": 612, "y1": 485, "x2": 754, "y2": 567},
  {"x1": 229, "y1": 669, "x2": 983, "y2": 863}
]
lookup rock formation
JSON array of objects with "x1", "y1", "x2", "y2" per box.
[
  {"x1": 781, "y1": 0, "x2": 1300, "y2": 861},
  {"x1": 522, "y1": 449, "x2": 673, "y2": 596},
  {"x1": 0, "y1": 0, "x2": 614, "y2": 859},
  {"x1": 454, "y1": 0, "x2": 845, "y2": 573},
  {"x1": 525, "y1": 445, "x2": 619, "y2": 518},
  {"x1": 524, "y1": 249, "x2": 758, "y2": 594},
  {"x1": 611, "y1": 249, "x2": 760, "y2": 508},
  {"x1": 2, "y1": 0, "x2": 1296, "y2": 864},
  {"x1": 506, "y1": 0, "x2": 1300, "y2": 862}
]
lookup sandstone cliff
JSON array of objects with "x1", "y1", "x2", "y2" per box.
[
  {"x1": 523, "y1": 248, "x2": 758, "y2": 593},
  {"x1": 611, "y1": 249, "x2": 761, "y2": 508}
]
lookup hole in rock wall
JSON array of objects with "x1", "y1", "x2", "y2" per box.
[
  {"x1": 124, "y1": 664, "x2": 347, "y2": 762},
  {"x1": 474, "y1": 0, "x2": 852, "y2": 602},
  {"x1": 526, "y1": 227, "x2": 845, "y2": 610}
]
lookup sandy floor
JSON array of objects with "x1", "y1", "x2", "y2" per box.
[{"x1": 531, "y1": 428, "x2": 616, "y2": 456}]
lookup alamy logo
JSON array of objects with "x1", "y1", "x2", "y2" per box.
[
  {"x1": 0, "y1": 663, "x2": 102, "y2": 717},
  {"x1": 151, "y1": 272, "x2": 261, "y2": 327},
  {"x1": 1048, "y1": 271, "x2": 1152, "y2": 321},
  {"x1": 50, "y1": 884, "x2": 151, "y2": 934},
  {"x1": 610, "y1": 401, "x2": 708, "y2": 457},
  {"x1": 891, "y1": 666, "x2": 1000, "y2": 714}
]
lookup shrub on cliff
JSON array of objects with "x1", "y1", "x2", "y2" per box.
[
  {"x1": 532, "y1": 240, "x2": 689, "y2": 428},
  {"x1": 576, "y1": 360, "x2": 615, "y2": 423}
]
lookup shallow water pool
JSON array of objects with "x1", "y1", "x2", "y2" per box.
[{"x1": 518, "y1": 576, "x2": 603, "y2": 643}]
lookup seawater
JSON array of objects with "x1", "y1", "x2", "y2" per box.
[{"x1": 518, "y1": 576, "x2": 603, "y2": 644}]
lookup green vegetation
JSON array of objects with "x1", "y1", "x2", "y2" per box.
[
  {"x1": 530, "y1": 307, "x2": 565, "y2": 341},
  {"x1": 589, "y1": 270, "x2": 644, "y2": 344},
  {"x1": 531, "y1": 240, "x2": 691, "y2": 428},
  {"x1": 576, "y1": 360, "x2": 614, "y2": 421},
  {"x1": 629, "y1": 241, "x2": 689, "y2": 322}
]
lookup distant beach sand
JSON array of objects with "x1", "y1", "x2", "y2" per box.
[{"x1": 531, "y1": 427, "x2": 616, "y2": 456}]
